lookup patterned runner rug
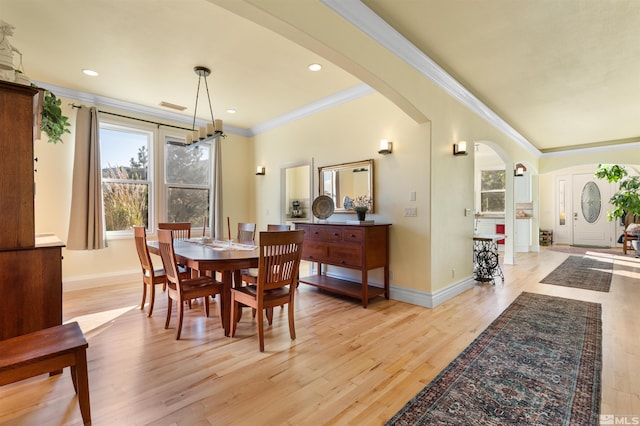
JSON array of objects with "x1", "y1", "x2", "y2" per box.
[
  {"x1": 540, "y1": 255, "x2": 613, "y2": 292},
  {"x1": 386, "y1": 292, "x2": 602, "y2": 425}
]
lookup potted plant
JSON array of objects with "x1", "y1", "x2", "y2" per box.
[
  {"x1": 595, "y1": 164, "x2": 640, "y2": 251},
  {"x1": 595, "y1": 164, "x2": 640, "y2": 220},
  {"x1": 352, "y1": 195, "x2": 372, "y2": 221},
  {"x1": 38, "y1": 89, "x2": 71, "y2": 144}
]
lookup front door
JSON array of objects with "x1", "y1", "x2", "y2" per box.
[{"x1": 572, "y1": 173, "x2": 614, "y2": 247}]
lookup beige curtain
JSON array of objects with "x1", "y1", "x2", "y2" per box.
[
  {"x1": 67, "y1": 106, "x2": 106, "y2": 250},
  {"x1": 212, "y1": 136, "x2": 223, "y2": 240}
]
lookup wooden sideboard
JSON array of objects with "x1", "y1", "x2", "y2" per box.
[
  {"x1": 0, "y1": 236, "x2": 64, "y2": 340},
  {"x1": 294, "y1": 222, "x2": 390, "y2": 308},
  {"x1": 0, "y1": 81, "x2": 64, "y2": 340}
]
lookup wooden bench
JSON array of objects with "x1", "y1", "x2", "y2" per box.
[{"x1": 0, "y1": 322, "x2": 91, "y2": 425}]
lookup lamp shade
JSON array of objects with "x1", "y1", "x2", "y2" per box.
[{"x1": 453, "y1": 141, "x2": 468, "y2": 156}]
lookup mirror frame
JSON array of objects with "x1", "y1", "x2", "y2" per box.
[
  {"x1": 318, "y1": 159, "x2": 374, "y2": 213},
  {"x1": 281, "y1": 160, "x2": 314, "y2": 224}
]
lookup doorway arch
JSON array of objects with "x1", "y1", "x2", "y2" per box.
[{"x1": 474, "y1": 141, "x2": 539, "y2": 264}]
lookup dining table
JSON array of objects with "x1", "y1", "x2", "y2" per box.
[{"x1": 146, "y1": 238, "x2": 259, "y2": 336}]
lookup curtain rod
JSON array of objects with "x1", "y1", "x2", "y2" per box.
[{"x1": 71, "y1": 104, "x2": 191, "y2": 132}]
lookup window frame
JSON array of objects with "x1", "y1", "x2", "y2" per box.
[
  {"x1": 478, "y1": 167, "x2": 506, "y2": 215},
  {"x1": 159, "y1": 131, "x2": 213, "y2": 235},
  {"x1": 99, "y1": 119, "x2": 156, "y2": 239}
]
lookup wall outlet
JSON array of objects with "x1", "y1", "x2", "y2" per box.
[
  {"x1": 404, "y1": 207, "x2": 417, "y2": 217},
  {"x1": 410, "y1": 191, "x2": 416, "y2": 201}
]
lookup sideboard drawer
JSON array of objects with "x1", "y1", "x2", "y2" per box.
[
  {"x1": 302, "y1": 241, "x2": 328, "y2": 262},
  {"x1": 306, "y1": 226, "x2": 343, "y2": 242},
  {"x1": 327, "y1": 244, "x2": 361, "y2": 267},
  {"x1": 342, "y1": 228, "x2": 363, "y2": 243}
]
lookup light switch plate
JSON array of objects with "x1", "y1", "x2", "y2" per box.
[{"x1": 404, "y1": 207, "x2": 417, "y2": 217}]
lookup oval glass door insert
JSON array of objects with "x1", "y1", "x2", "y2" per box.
[{"x1": 581, "y1": 181, "x2": 601, "y2": 223}]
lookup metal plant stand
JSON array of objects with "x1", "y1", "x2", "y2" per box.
[{"x1": 473, "y1": 234, "x2": 505, "y2": 285}]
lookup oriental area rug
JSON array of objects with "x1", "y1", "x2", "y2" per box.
[
  {"x1": 386, "y1": 292, "x2": 602, "y2": 426},
  {"x1": 539, "y1": 255, "x2": 613, "y2": 292}
]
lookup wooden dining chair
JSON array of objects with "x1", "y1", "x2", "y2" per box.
[
  {"x1": 156, "y1": 229, "x2": 225, "y2": 340},
  {"x1": 230, "y1": 230, "x2": 304, "y2": 351},
  {"x1": 158, "y1": 222, "x2": 191, "y2": 240},
  {"x1": 241, "y1": 225, "x2": 292, "y2": 320},
  {"x1": 133, "y1": 226, "x2": 189, "y2": 317},
  {"x1": 133, "y1": 226, "x2": 167, "y2": 317},
  {"x1": 237, "y1": 222, "x2": 257, "y2": 244}
]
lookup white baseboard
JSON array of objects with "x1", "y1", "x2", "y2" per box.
[
  {"x1": 390, "y1": 276, "x2": 476, "y2": 308},
  {"x1": 321, "y1": 271, "x2": 476, "y2": 309},
  {"x1": 63, "y1": 270, "x2": 139, "y2": 292}
]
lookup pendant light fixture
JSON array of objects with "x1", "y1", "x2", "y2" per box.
[{"x1": 185, "y1": 65, "x2": 225, "y2": 145}]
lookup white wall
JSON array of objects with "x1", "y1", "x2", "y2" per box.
[{"x1": 253, "y1": 92, "x2": 431, "y2": 294}]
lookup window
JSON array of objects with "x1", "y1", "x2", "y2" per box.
[
  {"x1": 100, "y1": 122, "x2": 153, "y2": 234},
  {"x1": 164, "y1": 136, "x2": 211, "y2": 228},
  {"x1": 480, "y1": 169, "x2": 505, "y2": 213}
]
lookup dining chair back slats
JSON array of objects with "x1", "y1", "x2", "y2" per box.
[
  {"x1": 158, "y1": 222, "x2": 191, "y2": 240},
  {"x1": 240, "y1": 224, "x2": 290, "y2": 287},
  {"x1": 261, "y1": 242, "x2": 299, "y2": 291}
]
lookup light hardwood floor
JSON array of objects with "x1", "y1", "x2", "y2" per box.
[{"x1": 0, "y1": 247, "x2": 638, "y2": 425}]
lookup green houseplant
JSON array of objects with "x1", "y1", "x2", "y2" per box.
[
  {"x1": 352, "y1": 195, "x2": 372, "y2": 221},
  {"x1": 594, "y1": 164, "x2": 640, "y2": 221},
  {"x1": 38, "y1": 88, "x2": 71, "y2": 144}
]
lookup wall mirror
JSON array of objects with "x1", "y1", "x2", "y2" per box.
[
  {"x1": 319, "y1": 159, "x2": 374, "y2": 213},
  {"x1": 281, "y1": 160, "x2": 313, "y2": 225}
]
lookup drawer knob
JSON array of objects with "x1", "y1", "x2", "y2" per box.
[{"x1": 333, "y1": 233, "x2": 339, "y2": 236}]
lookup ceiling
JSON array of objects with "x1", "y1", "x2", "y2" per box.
[{"x1": 2, "y1": 0, "x2": 639, "y2": 154}]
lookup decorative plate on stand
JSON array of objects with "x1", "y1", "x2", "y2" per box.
[{"x1": 312, "y1": 195, "x2": 335, "y2": 220}]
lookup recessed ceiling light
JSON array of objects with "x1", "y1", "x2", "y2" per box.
[
  {"x1": 308, "y1": 63, "x2": 322, "y2": 71},
  {"x1": 82, "y1": 69, "x2": 99, "y2": 77},
  {"x1": 226, "y1": 108, "x2": 237, "y2": 114}
]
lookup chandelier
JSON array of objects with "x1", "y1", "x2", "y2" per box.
[{"x1": 185, "y1": 65, "x2": 225, "y2": 145}]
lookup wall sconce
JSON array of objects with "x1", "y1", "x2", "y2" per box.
[
  {"x1": 453, "y1": 141, "x2": 468, "y2": 156},
  {"x1": 256, "y1": 166, "x2": 266, "y2": 175},
  {"x1": 378, "y1": 139, "x2": 393, "y2": 155},
  {"x1": 514, "y1": 163, "x2": 527, "y2": 177}
]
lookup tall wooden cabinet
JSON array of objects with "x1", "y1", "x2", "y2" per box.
[
  {"x1": 295, "y1": 222, "x2": 390, "y2": 308},
  {"x1": 0, "y1": 81, "x2": 64, "y2": 340}
]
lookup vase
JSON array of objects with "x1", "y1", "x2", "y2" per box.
[{"x1": 356, "y1": 210, "x2": 367, "y2": 221}]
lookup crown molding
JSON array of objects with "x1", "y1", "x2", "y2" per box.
[
  {"x1": 540, "y1": 140, "x2": 640, "y2": 158},
  {"x1": 32, "y1": 80, "x2": 250, "y2": 137},
  {"x1": 34, "y1": 80, "x2": 373, "y2": 139}
]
